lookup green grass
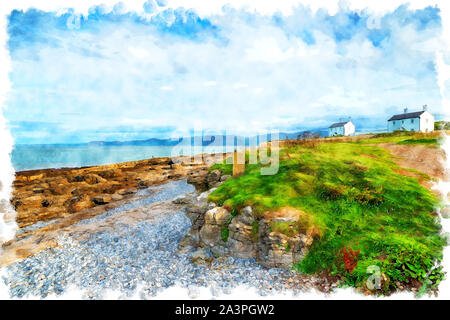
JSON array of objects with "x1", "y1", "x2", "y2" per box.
[
  {"x1": 357, "y1": 131, "x2": 443, "y2": 146},
  {"x1": 208, "y1": 140, "x2": 445, "y2": 293}
]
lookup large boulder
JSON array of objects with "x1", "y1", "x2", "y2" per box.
[
  {"x1": 187, "y1": 170, "x2": 209, "y2": 192},
  {"x1": 226, "y1": 206, "x2": 257, "y2": 259}
]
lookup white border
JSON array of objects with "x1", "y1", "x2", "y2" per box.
[{"x1": 0, "y1": 0, "x2": 449, "y2": 300}]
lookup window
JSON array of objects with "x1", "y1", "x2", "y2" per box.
[
  {"x1": 402, "y1": 120, "x2": 404, "y2": 124},
  {"x1": 393, "y1": 121, "x2": 396, "y2": 125},
  {"x1": 411, "y1": 119, "x2": 414, "y2": 123}
]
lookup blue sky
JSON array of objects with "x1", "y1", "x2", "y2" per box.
[{"x1": 4, "y1": 1, "x2": 445, "y2": 144}]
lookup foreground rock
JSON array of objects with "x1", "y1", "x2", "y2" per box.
[
  {"x1": 11, "y1": 156, "x2": 211, "y2": 231},
  {"x1": 179, "y1": 187, "x2": 315, "y2": 269}
]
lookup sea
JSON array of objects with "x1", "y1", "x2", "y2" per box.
[{"x1": 11, "y1": 144, "x2": 229, "y2": 172}]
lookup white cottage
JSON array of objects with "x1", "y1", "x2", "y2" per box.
[
  {"x1": 328, "y1": 120, "x2": 355, "y2": 137},
  {"x1": 387, "y1": 106, "x2": 434, "y2": 133}
]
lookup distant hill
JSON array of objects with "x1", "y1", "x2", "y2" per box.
[{"x1": 86, "y1": 129, "x2": 329, "y2": 147}]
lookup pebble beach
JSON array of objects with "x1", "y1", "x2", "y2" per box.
[{"x1": 2, "y1": 180, "x2": 323, "y2": 299}]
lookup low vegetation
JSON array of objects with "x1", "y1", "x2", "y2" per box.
[{"x1": 208, "y1": 132, "x2": 446, "y2": 294}]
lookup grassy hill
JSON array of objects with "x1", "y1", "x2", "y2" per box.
[{"x1": 208, "y1": 131, "x2": 446, "y2": 294}]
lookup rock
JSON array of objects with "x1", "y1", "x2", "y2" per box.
[
  {"x1": 198, "y1": 207, "x2": 231, "y2": 250},
  {"x1": 200, "y1": 224, "x2": 224, "y2": 248},
  {"x1": 442, "y1": 206, "x2": 450, "y2": 218},
  {"x1": 135, "y1": 181, "x2": 148, "y2": 189},
  {"x1": 68, "y1": 175, "x2": 85, "y2": 183},
  {"x1": 91, "y1": 195, "x2": 112, "y2": 206},
  {"x1": 206, "y1": 170, "x2": 222, "y2": 186},
  {"x1": 178, "y1": 230, "x2": 200, "y2": 252},
  {"x1": 84, "y1": 174, "x2": 107, "y2": 185},
  {"x1": 204, "y1": 207, "x2": 231, "y2": 226},
  {"x1": 226, "y1": 206, "x2": 257, "y2": 259},
  {"x1": 257, "y1": 219, "x2": 313, "y2": 268},
  {"x1": 118, "y1": 188, "x2": 137, "y2": 196},
  {"x1": 28, "y1": 174, "x2": 45, "y2": 181},
  {"x1": 32, "y1": 188, "x2": 45, "y2": 194},
  {"x1": 187, "y1": 171, "x2": 209, "y2": 192},
  {"x1": 48, "y1": 183, "x2": 69, "y2": 196},
  {"x1": 172, "y1": 193, "x2": 195, "y2": 205},
  {"x1": 63, "y1": 195, "x2": 93, "y2": 213},
  {"x1": 182, "y1": 201, "x2": 315, "y2": 268},
  {"x1": 41, "y1": 199, "x2": 50, "y2": 207},
  {"x1": 190, "y1": 249, "x2": 208, "y2": 264},
  {"x1": 96, "y1": 169, "x2": 119, "y2": 179},
  {"x1": 170, "y1": 163, "x2": 184, "y2": 170}
]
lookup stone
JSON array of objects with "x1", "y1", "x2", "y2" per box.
[
  {"x1": 187, "y1": 171, "x2": 209, "y2": 192},
  {"x1": 118, "y1": 188, "x2": 137, "y2": 196},
  {"x1": 137, "y1": 181, "x2": 149, "y2": 189},
  {"x1": 172, "y1": 193, "x2": 195, "y2": 205},
  {"x1": 32, "y1": 188, "x2": 45, "y2": 194},
  {"x1": 111, "y1": 194, "x2": 124, "y2": 201},
  {"x1": 84, "y1": 174, "x2": 106, "y2": 185},
  {"x1": 63, "y1": 195, "x2": 93, "y2": 213},
  {"x1": 190, "y1": 249, "x2": 208, "y2": 264},
  {"x1": 179, "y1": 230, "x2": 200, "y2": 251},
  {"x1": 204, "y1": 207, "x2": 231, "y2": 226},
  {"x1": 220, "y1": 175, "x2": 231, "y2": 182},
  {"x1": 257, "y1": 219, "x2": 313, "y2": 268},
  {"x1": 200, "y1": 225, "x2": 224, "y2": 248},
  {"x1": 206, "y1": 170, "x2": 222, "y2": 186},
  {"x1": 41, "y1": 200, "x2": 50, "y2": 207}
]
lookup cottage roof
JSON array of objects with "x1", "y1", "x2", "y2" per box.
[
  {"x1": 329, "y1": 121, "x2": 349, "y2": 128},
  {"x1": 388, "y1": 111, "x2": 425, "y2": 121}
]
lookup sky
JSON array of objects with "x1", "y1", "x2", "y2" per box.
[{"x1": 3, "y1": 1, "x2": 447, "y2": 144}]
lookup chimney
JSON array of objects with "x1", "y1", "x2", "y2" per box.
[
  {"x1": 348, "y1": 116, "x2": 352, "y2": 122},
  {"x1": 403, "y1": 107, "x2": 408, "y2": 114},
  {"x1": 423, "y1": 104, "x2": 428, "y2": 111}
]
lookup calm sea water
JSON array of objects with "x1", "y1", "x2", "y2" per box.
[{"x1": 11, "y1": 144, "x2": 228, "y2": 172}]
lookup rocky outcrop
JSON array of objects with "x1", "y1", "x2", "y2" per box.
[
  {"x1": 257, "y1": 218, "x2": 313, "y2": 268},
  {"x1": 12, "y1": 155, "x2": 209, "y2": 229},
  {"x1": 179, "y1": 187, "x2": 314, "y2": 268}
]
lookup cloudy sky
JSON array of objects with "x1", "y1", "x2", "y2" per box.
[{"x1": 4, "y1": 1, "x2": 446, "y2": 144}]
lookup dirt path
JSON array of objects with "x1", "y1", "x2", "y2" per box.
[{"x1": 376, "y1": 143, "x2": 449, "y2": 199}]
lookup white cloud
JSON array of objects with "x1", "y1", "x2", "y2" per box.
[{"x1": 3, "y1": 1, "x2": 446, "y2": 143}]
